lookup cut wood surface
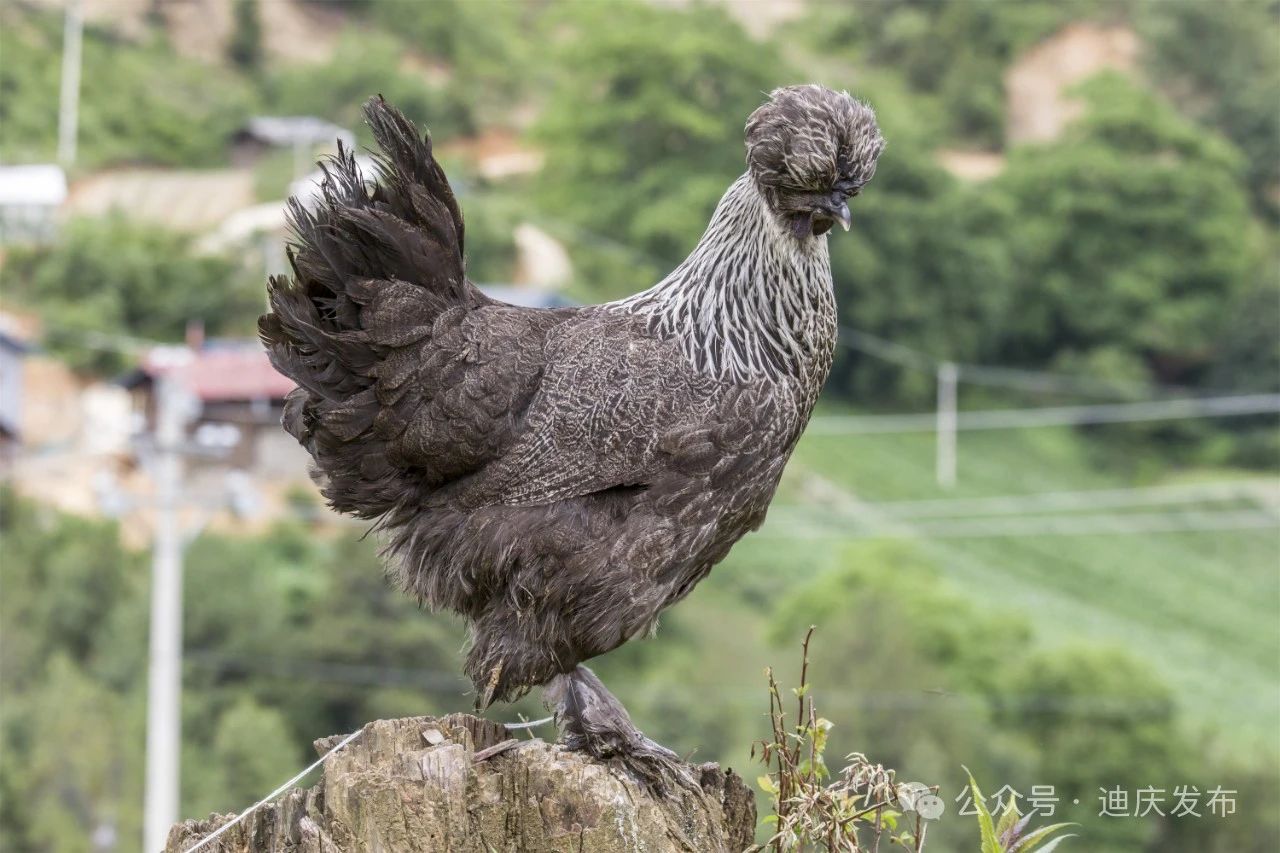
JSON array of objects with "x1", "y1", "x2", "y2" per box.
[{"x1": 164, "y1": 714, "x2": 756, "y2": 853}]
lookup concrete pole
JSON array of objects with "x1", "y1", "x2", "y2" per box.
[
  {"x1": 936, "y1": 361, "x2": 958, "y2": 490},
  {"x1": 142, "y1": 376, "x2": 192, "y2": 853},
  {"x1": 57, "y1": 0, "x2": 84, "y2": 166}
]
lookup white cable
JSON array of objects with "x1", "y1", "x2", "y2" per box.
[
  {"x1": 759, "y1": 509, "x2": 1277, "y2": 541},
  {"x1": 833, "y1": 325, "x2": 1247, "y2": 398},
  {"x1": 504, "y1": 715, "x2": 554, "y2": 730},
  {"x1": 836, "y1": 326, "x2": 935, "y2": 370},
  {"x1": 807, "y1": 394, "x2": 1280, "y2": 434},
  {"x1": 953, "y1": 362, "x2": 1187, "y2": 399},
  {"x1": 771, "y1": 481, "x2": 1280, "y2": 521},
  {"x1": 182, "y1": 727, "x2": 363, "y2": 853}
]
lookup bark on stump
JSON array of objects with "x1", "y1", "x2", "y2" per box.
[{"x1": 164, "y1": 713, "x2": 757, "y2": 853}]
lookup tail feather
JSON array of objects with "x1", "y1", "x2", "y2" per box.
[{"x1": 259, "y1": 96, "x2": 473, "y2": 518}]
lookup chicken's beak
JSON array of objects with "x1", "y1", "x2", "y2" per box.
[{"x1": 835, "y1": 200, "x2": 852, "y2": 232}]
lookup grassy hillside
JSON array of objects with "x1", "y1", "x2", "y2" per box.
[{"x1": 765, "y1": 413, "x2": 1279, "y2": 759}]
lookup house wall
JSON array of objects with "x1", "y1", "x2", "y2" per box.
[{"x1": 0, "y1": 345, "x2": 22, "y2": 437}]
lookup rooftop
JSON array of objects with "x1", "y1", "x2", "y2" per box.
[
  {"x1": 0, "y1": 165, "x2": 68, "y2": 207},
  {"x1": 130, "y1": 342, "x2": 295, "y2": 403},
  {"x1": 238, "y1": 116, "x2": 354, "y2": 148}
]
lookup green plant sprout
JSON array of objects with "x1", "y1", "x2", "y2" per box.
[
  {"x1": 963, "y1": 766, "x2": 1076, "y2": 853},
  {"x1": 751, "y1": 628, "x2": 1078, "y2": 852},
  {"x1": 749, "y1": 626, "x2": 938, "y2": 852}
]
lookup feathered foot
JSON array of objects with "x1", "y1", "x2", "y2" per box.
[{"x1": 545, "y1": 665, "x2": 695, "y2": 796}]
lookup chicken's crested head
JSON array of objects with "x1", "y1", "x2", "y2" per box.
[{"x1": 745, "y1": 85, "x2": 885, "y2": 239}]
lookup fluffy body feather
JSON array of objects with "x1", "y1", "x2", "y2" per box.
[{"x1": 260, "y1": 87, "x2": 883, "y2": 707}]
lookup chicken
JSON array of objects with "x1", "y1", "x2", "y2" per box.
[{"x1": 259, "y1": 85, "x2": 884, "y2": 783}]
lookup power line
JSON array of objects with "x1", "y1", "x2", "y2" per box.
[
  {"x1": 24, "y1": 320, "x2": 164, "y2": 354},
  {"x1": 771, "y1": 481, "x2": 1280, "y2": 521},
  {"x1": 954, "y1": 362, "x2": 1181, "y2": 399},
  {"x1": 759, "y1": 508, "x2": 1277, "y2": 541},
  {"x1": 833, "y1": 325, "x2": 1259, "y2": 399},
  {"x1": 184, "y1": 650, "x2": 1213, "y2": 712},
  {"x1": 836, "y1": 326, "x2": 935, "y2": 371},
  {"x1": 807, "y1": 393, "x2": 1280, "y2": 435},
  {"x1": 521, "y1": 208, "x2": 1245, "y2": 401},
  {"x1": 186, "y1": 651, "x2": 470, "y2": 691}
]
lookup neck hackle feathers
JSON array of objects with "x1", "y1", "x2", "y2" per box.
[
  {"x1": 621, "y1": 176, "x2": 834, "y2": 384},
  {"x1": 621, "y1": 85, "x2": 884, "y2": 385}
]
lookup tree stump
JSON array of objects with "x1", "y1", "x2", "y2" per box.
[{"x1": 165, "y1": 714, "x2": 757, "y2": 853}]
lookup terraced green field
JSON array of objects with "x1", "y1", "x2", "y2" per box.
[{"x1": 760, "y1": 415, "x2": 1280, "y2": 758}]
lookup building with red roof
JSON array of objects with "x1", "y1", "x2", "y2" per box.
[{"x1": 121, "y1": 340, "x2": 301, "y2": 472}]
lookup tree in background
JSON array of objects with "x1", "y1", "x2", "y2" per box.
[
  {"x1": 823, "y1": 75, "x2": 1017, "y2": 404},
  {"x1": 763, "y1": 541, "x2": 1251, "y2": 852},
  {"x1": 0, "y1": 215, "x2": 262, "y2": 374},
  {"x1": 0, "y1": 5, "x2": 254, "y2": 168},
  {"x1": 0, "y1": 490, "x2": 144, "y2": 852},
  {"x1": 0, "y1": 489, "x2": 477, "y2": 851},
  {"x1": 227, "y1": 0, "x2": 263, "y2": 73},
  {"x1": 794, "y1": 0, "x2": 1111, "y2": 148},
  {"x1": 992, "y1": 74, "x2": 1259, "y2": 388},
  {"x1": 533, "y1": 0, "x2": 792, "y2": 297},
  {"x1": 1142, "y1": 0, "x2": 1280, "y2": 221},
  {"x1": 367, "y1": 0, "x2": 535, "y2": 130},
  {"x1": 265, "y1": 32, "x2": 475, "y2": 144},
  {"x1": 185, "y1": 698, "x2": 296, "y2": 820},
  {"x1": 997, "y1": 647, "x2": 1177, "y2": 850}
]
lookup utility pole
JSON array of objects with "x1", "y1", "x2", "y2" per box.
[
  {"x1": 142, "y1": 376, "x2": 195, "y2": 853},
  {"x1": 936, "y1": 361, "x2": 958, "y2": 490},
  {"x1": 57, "y1": 0, "x2": 84, "y2": 166}
]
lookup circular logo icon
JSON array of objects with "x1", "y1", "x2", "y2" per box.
[
  {"x1": 916, "y1": 794, "x2": 945, "y2": 820},
  {"x1": 897, "y1": 781, "x2": 930, "y2": 811}
]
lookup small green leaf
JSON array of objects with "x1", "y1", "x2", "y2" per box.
[
  {"x1": 963, "y1": 766, "x2": 1000, "y2": 853},
  {"x1": 1010, "y1": 823, "x2": 1078, "y2": 852},
  {"x1": 757, "y1": 775, "x2": 778, "y2": 795},
  {"x1": 995, "y1": 799, "x2": 1021, "y2": 840},
  {"x1": 1031, "y1": 834, "x2": 1076, "y2": 853}
]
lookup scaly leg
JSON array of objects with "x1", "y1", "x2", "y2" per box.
[{"x1": 544, "y1": 664, "x2": 693, "y2": 794}]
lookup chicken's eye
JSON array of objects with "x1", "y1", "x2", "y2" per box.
[{"x1": 833, "y1": 179, "x2": 859, "y2": 197}]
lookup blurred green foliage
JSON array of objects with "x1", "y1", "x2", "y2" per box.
[
  {"x1": 767, "y1": 542, "x2": 1277, "y2": 851},
  {"x1": 0, "y1": 490, "x2": 145, "y2": 851},
  {"x1": 228, "y1": 0, "x2": 264, "y2": 73},
  {"x1": 365, "y1": 0, "x2": 538, "y2": 128},
  {"x1": 1, "y1": 1, "x2": 1277, "y2": 850},
  {"x1": 0, "y1": 8, "x2": 255, "y2": 168},
  {"x1": 1140, "y1": 0, "x2": 1280, "y2": 220},
  {"x1": 794, "y1": 0, "x2": 1107, "y2": 147},
  {"x1": 0, "y1": 487, "x2": 473, "y2": 852},
  {"x1": 263, "y1": 31, "x2": 475, "y2": 144},
  {"x1": 990, "y1": 74, "x2": 1260, "y2": 385},
  {"x1": 823, "y1": 72, "x2": 1268, "y2": 412},
  {"x1": 533, "y1": 0, "x2": 790, "y2": 293},
  {"x1": 5, "y1": 488, "x2": 1272, "y2": 852},
  {"x1": 0, "y1": 215, "x2": 263, "y2": 374}
]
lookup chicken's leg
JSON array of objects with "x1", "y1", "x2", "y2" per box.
[{"x1": 545, "y1": 665, "x2": 692, "y2": 794}]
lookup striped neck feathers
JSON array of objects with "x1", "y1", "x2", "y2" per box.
[{"x1": 620, "y1": 174, "x2": 835, "y2": 383}]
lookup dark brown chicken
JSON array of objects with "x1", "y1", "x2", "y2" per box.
[{"x1": 260, "y1": 85, "x2": 884, "y2": 780}]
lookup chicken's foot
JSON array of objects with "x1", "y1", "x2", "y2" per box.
[{"x1": 545, "y1": 664, "x2": 695, "y2": 796}]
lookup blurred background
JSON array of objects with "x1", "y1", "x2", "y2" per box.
[{"x1": 0, "y1": 0, "x2": 1277, "y2": 850}]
